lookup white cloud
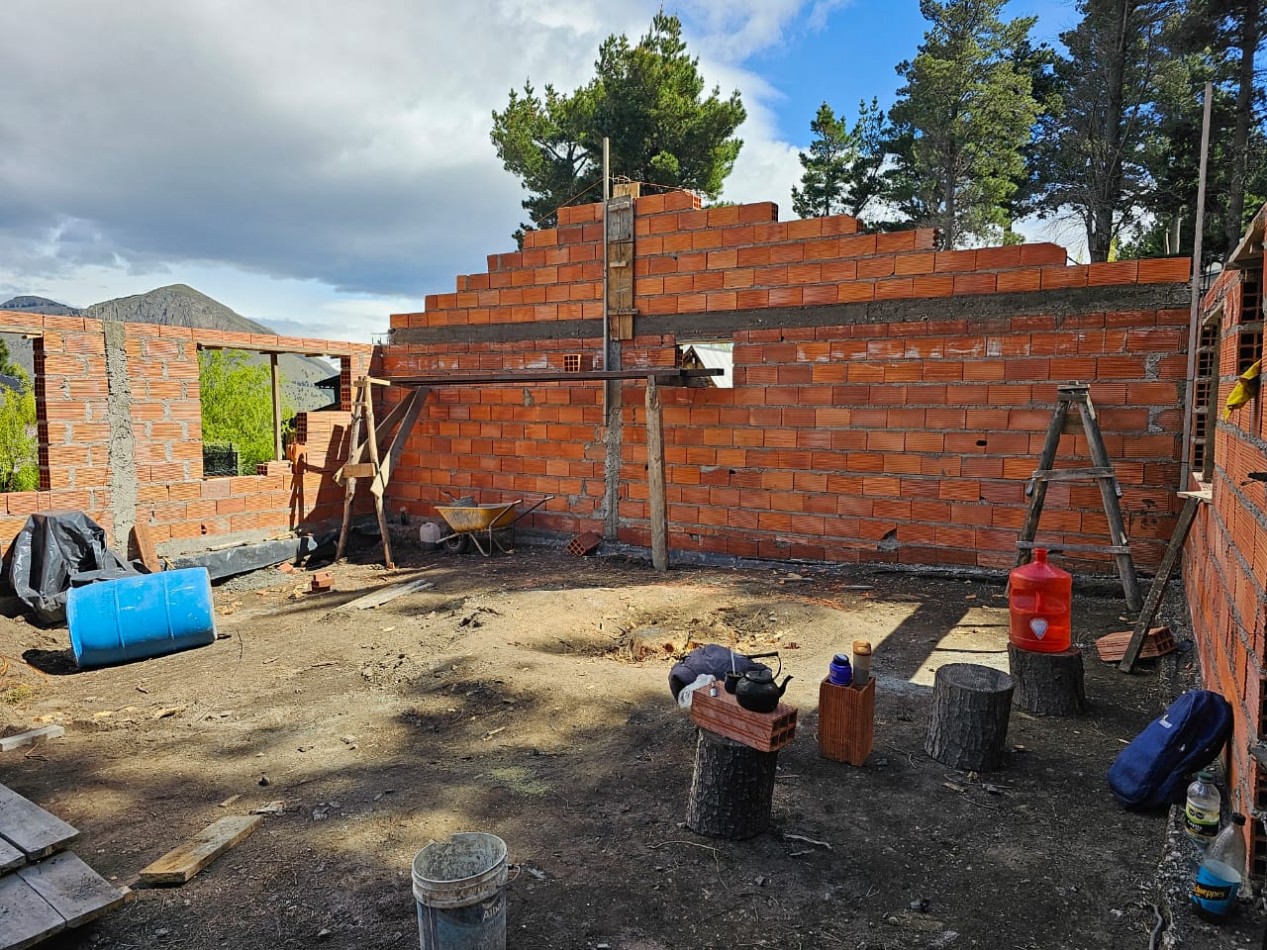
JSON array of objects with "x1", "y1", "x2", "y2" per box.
[{"x1": 0, "y1": 0, "x2": 825, "y2": 337}]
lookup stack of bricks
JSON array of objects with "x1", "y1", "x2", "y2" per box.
[{"x1": 384, "y1": 192, "x2": 1192, "y2": 572}]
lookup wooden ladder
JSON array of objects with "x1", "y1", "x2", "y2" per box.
[
  {"x1": 1016, "y1": 384, "x2": 1142, "y2": 612},
  {"x1": 333, "y1": 378, "x2": 428, "y2": 569}
]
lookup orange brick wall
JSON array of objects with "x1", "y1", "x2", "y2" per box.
[
  {"x1": 0, "y1": 310, "x2": 373, "y2": 552},
  {"x1": 1184, "y1": 234, "x2": 1267, "y2": 874},
  {"x1": 383, "y1": 193, "x2": 1192, "y2": 572}
]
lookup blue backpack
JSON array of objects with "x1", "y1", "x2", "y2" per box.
[{"x1": 1108, "y1": 690, "x2": 1233, "y2": 809}]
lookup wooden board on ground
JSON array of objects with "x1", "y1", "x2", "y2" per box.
[
  {"x1": 17, "y1": 852, "x2": 131, "y2": 928},
  {"x1": 0, "y1": 873, "x2": 65, "y2": 950},
  {"x1": 1096, "y1": 627, "x2": 1176, "y2": 662},
  {"x1": 129, "y1": 518, "x2": 161, "y2": 574},
  {"x1": 0, "y1": 727, "x2": 65, "y2": 754},
  {"x1": 0, "y1": 785, "x2": 78, "y2": 861},
  {"x1": 337, "y1": 577, "x2": 434, "y2": 611},
  {"x1": 138, "y1": 815, "x2": 262, "y2": 885},
  {"x1": 0, "y1": 837, "x2": 24, "y2": 873}
]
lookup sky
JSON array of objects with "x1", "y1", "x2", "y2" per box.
[{"x1": 0, "y1": 0, "x2": 1084, "y2": 343}]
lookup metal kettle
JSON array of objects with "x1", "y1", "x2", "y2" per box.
[{"x1": 735, "y1": 665, "x2": 792, "y2": 713}]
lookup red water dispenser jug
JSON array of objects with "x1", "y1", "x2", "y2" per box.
[{"x1": 1008, "y1": 549, "x2": 1072, "y2": 653}]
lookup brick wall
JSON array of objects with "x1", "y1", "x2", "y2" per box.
[
  {"x1": 384, "y1": 192, "x2": 1192, "y2": 572},
  {"x1": 0, "y1": 310, "x2": 373, "y2": 553},
  {"x1": 1185, "y1": 208, "x2": 1267, "y2": 873}
]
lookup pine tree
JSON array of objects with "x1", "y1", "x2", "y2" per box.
[
  {"x1": 792, "y1": 100, "x2": 891, "y2": 220},
  {"x1": 491, "y1": 13, "x2": 746, "y2": 235},
  {"x1": 887, "y1": 0, "x2": 1040, "y2": 248},
  {"x1": 1032, "y1": 0, "x2": 1172, "y2": 261}
]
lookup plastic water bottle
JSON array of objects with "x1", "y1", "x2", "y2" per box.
[
  {"x1": 828, "y1": 654, "x2": 852, "y2": 686},
  {"x1": 677, "y1": 674, "x2": 716, "y2": 709},
  {"x1": 1183, "y1": 769, "x2": 1221, "y2": 844},
  {"x1": 1192, "y1": 812, "x2": 1246, "y2": 922}
]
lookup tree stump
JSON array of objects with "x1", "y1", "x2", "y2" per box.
[
  {"x1": 925, "y1": 663, "x2": 1015, "y2": 772},
  {"x1": 1008, "y1": 644, "x2": 1086, "y2": 716},
  {"x1": 686, "y1": 728, "x2": 777, "y2": 839}
]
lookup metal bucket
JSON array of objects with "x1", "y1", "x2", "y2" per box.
[{"x1": 411, "y1": 832, "x2": 508, "y2": 950}]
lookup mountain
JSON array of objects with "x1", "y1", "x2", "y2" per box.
[
  {"x1": 1, "y1": 285, "x2": 338, "y2": 411},
  {"x1": 0, "y1": 295, "x2": 83, "y2": 316}
]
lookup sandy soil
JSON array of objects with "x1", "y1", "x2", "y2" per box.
[{"x1": 0, "y1": 544, "x2": 1241, "y2": 949}]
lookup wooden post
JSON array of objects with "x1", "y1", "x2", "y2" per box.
[
  {"x1": 925, "y1": 664, "x2": 1015, "y2": 772},
  {"x1": 1008, "y1": 645, "x2": 1086, "y2": 716},
  {"x1": 334, "y1": 381, "x2": 365, "y2": 562},
  {"x1": 685, "y1": 728, "x2": 777, "y2": 840},
  {"x1": 362, "y1": 381, "x2": 394, "y2": 570},
  {"x1": 270, "y1": 353, "x2": 283, "y2": 461},
  {"x1": 1120, "y1": 494, "x2": 1201, "y2": 672},
  {"x1": 1078, "y1": 396, "x2": 1142, "y2": 612},
  {"x1": 645, "y1": 375, "x2": 668, "y2": 572}
]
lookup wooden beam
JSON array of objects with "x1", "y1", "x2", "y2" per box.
[
  {"x1": 362, "y1": 382, "x2": 395, "y2": 569},
  {"x1": 646, "y1": 375, "x2": 668, "y2": 572},
  {"x1": 0, "y1": 725, "x2": 65, "y2": 753},
  {"x1": 138, "y1": 815, "x2": 262, "y2": 885},
  {"x1": 1119, "y1": 495, "x2": 1202, "y2": 672},
  {"x1": 383, "y1": 368, "x2": 720, "y2": 387},
  {"x1": 17, "y1": 851, "x2": 131, "y2": 927},
  {"x1": 270, "y1": 353, "x2": 283, "y2": 461},
  {"x1": 372, "y1": 388, "x2": 428, "y2": 498},
  {"x1": 0, "y1": 783, "x2": 79, "y2": 860}
]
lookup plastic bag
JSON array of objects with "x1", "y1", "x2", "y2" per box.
[{"x1": 8, "y1": 511, "x2": 139, "y2": 624}]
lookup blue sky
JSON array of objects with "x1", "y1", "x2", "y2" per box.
[{"x1": 0, "y1": 0, "x2": 1087, "y2": 342}]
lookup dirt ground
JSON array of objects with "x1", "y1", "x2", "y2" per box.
[{"x1": 0, "y1": 543, "x2": 1252, "y2": 949}]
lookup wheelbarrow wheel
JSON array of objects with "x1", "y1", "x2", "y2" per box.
[{"x1": 441, "y1": 533, "x2": 469, "y2": 555}]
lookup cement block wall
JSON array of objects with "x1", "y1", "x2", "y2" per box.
[
  {"x1": 0, "y1": 310, "x2": 373, "y2": 552},
  {"x1": 385, "y1": 192, "x2": 1192, "y2": 571},
  {"x1": 1185, "y1": 228, "x2": 1267, "y2": 874}
]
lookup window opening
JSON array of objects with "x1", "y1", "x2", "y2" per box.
[
  {"x1": 0, "y1": 332, "x2": 40, "y2": 492},
  {"x1": 1234, "y1": 270, "x2": 1263, "y2": 433},
  {"x1": 677, "y1": 340, "x2": 733, "y2": 388},
  {"x1": 199, "y1": 348, "x2": 336, "y2": 476}
]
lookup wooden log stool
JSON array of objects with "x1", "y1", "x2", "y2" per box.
[
  {"x1": 1007, "y1": 644, "x2": 1086, "y2": 716},
  {"x1": 925, "y1": 663, "x2": 1015, "y2": 772},
  {"x1": 686, "y1": 686, "x2": 796, "y2": 840}
]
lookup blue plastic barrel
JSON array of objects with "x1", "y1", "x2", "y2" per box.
[{"x1": 67, "y1": 568, "x2": 217, "y2": 668}]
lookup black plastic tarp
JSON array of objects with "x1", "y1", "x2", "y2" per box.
[{"x1": 9, "y1": 511, "x2": 139, "y2": 624}]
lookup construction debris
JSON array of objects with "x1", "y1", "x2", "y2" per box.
[
  {"x1": 566, "y1": 531, "x2": 602, "y2": 557},
  {"x1": 1096, "y1": 627, "x2": 1176, "y2": 662},
  {"x1": 310, "y1": 571, "x2": 334, "y2": 593},
  {"x1": 337, "y1": 576, "x2": 434, "y2": 610}
]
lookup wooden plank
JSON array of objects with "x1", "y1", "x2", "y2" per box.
[
  {"x1": 138, "y1": 815, "x2": 262, "y2": 885},
  {"x1": 0, "y1": 837, "x2": 24, "y2": 873},
  {"x1": 0, "y1": 727, "x2": 64, "y2": 754},
  {"x1": 337, "y1": 577, "x2": 434, "y2": 611},
  {"x1": 645, "y1": 376, "x2": 668, "y2": 573},
  {"x1": 17, "y1": 852, "x2": 130, "y2": 927},
  {"x1": 371, "y1": 388, "x2": 427, "y2": 499},
  {"x1": 1015, "y1": 541, "x2": 1132, "y2": 554},
  {"x1": 1076, "y1": 389, "x2": 1141, "y2": 611},
  {"x1": 334, "y1": 382, "x2": 366, "y2": 562},
  {"x1": 0, "y1": 785, "x2": 78, "y2": 860},
  {"x1": 362, "y1": 382, "x2": 395, "y2": 570},
  {"x1": 341, "y1": 463, "x2": 377, "y2": 479},
  {"x1": 1120, "y1": 495, "x2": 1201, "y2": 672},
  {"x1": 0, "y1": 873, "x2": 65, "y2": 950},
  {"x1": 1030, "y1": 468, "x2": 1115, "y2": 482}
]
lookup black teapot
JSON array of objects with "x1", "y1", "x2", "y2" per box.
[{"x1": 736, "y1": 666, "x2": 793, "y2": 713}]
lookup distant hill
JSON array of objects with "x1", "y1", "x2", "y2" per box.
[{"x1": 1, "y1": 285, "x2": 337, "y2": 411}]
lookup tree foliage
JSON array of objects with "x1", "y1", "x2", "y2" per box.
[
  {"x1": 791, "y1": 99, "x2": 891, "y2": 220},
  {"x1": 887, "y1": 0, "x2": 1041, "y2": 248},
  {"x1": 0, "y1": 371, "x2": 38, "y2": 494},
  {"x1": 199, "y1": 350, "x2": 293, "y2": 476},
  {"x1": 490, "y1": 12, "x2": 746, "y2": 234},
  {"x1": 1032, "y1": 0, "x2": 1175, "y2": 261}
]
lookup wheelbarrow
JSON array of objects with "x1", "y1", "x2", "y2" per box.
[{"x1": 433, "y1": 496, "x2": 553, "y2": 556}]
